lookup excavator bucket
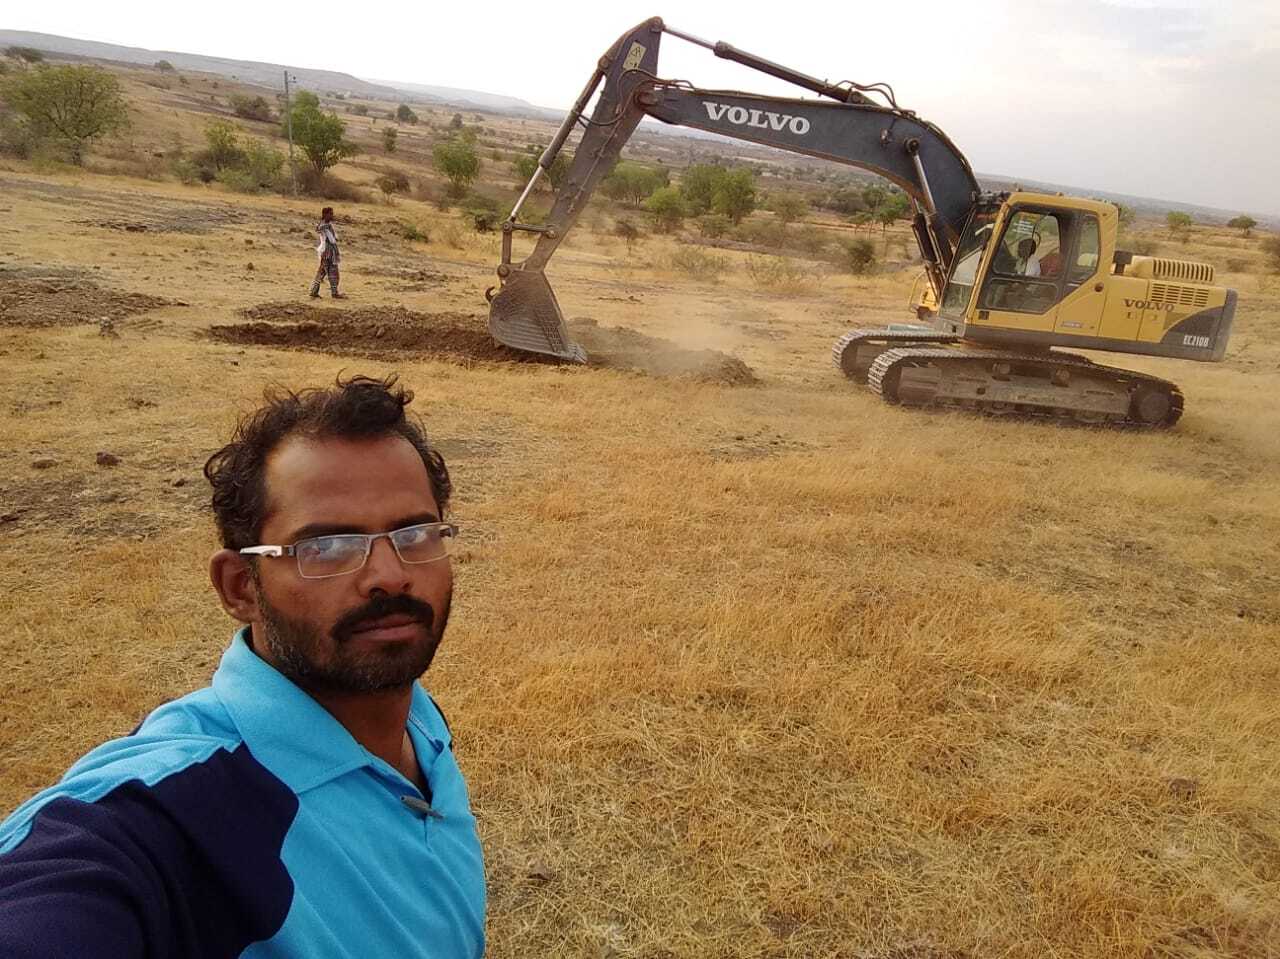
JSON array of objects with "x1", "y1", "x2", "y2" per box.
[{"x1": 488, "y1": 269, "x2": 587, "y2": 363}]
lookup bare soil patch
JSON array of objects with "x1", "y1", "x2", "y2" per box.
[
  {"x1": 0, "y1": 267, "x2": 182, "y2": 329},
  {"x1": 210, "y1": 303, "x2": 759, "y2": 385}
]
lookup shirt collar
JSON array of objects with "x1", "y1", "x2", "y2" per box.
[{"x1": 211, "y1": 627, "x2": 438, "y2": 794}]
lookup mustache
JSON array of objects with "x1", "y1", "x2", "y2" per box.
[{"x1": 331, "y1": 593, "x2": 435, "y2": 643}]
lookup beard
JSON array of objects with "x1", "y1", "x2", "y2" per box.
[{"x1": 254, "y1": 590, "x2": 450, "y2": 694}]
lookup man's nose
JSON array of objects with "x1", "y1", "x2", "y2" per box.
[{"x1": 357, "y1": 536, "x2": 410, "y2": 595}]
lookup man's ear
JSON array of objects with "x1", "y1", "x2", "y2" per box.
[{"x1": 210, "y1": 549, "x2": 260, "y2": 624}]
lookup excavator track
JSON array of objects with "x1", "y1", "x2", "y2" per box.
[
  {"x1": 832, "y1": 327, "x2": 961, "y2": 383},
  {"x1": 865, "y1": 346, "x2": 1184, "y2": 428}
]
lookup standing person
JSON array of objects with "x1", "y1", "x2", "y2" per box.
[
  {"x1": 0, "y1": 376, "x2": 485, "y2": 958},
  {"x1": 309, "y1": 206, "x2": 345, "y2": 299}
]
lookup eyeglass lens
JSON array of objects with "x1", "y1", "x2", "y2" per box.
[{"x1": 295, "y1": 525, "x2": 454, "y2": 578}]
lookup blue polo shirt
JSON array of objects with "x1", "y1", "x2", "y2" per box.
[{"x1": 0, "y1": 628, "x2": 486, "y2": 958}]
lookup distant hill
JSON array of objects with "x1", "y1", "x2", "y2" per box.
[
  {"x1": 2, "y1": 29, "x2": 1272, "y2": 229},
  {"x1": 0, "y1": 30, "x2": 401, "y2": 99},
  {"x1": 366, "y1": 79, "x2": 559, "y2": 119}
]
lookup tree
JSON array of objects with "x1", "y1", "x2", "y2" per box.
[
  {"x1": 841, "y1": 238, "x2": 876, "y2": 274},
  {"x1": 154, "y1": 60, "x2": 175, "y2": 73},
  {"x1": 1, "y1": 65, "x2": 129, "y2": 164},
  {"x1": 203, "y1": 120, "x2": 244, "y2": 170},
  {"x1": 5, "y1": 47, "x2": 44, "y2": 64},
  {"x1": 680, "y1": 164, "x2": 728, "y2": 215},
  {"x1": 449, "y1": 112, "x2": 463, "y2": 129},
  {"x1": 512, "y1": 146, "x2": 572, "y2": 191},
  {"x1": 1113, "y1": 202, "x2": 1135, "y2": 229},
  {"x1": 395, "y1": 103, "x2": 418, "y2": 125},
  {"x1": 874, "y1": 192, "x2": 911, "y2": 234},
  {"x1": 769, "y1": 192, "x2": 808, "y2": 225},
  {"x1": 644, "y1": 186, "x2": 688, "y2": 233},
  {"x1": 712, "y1": 168, "x2": 757, "y2": 224},
  {"x1": 382, "y1": 127, "x2": 397, "y2": 153},
  {"x1": 861, "y1": 184, "x2": 887, "y2": 213},
  {"x1": 432, "y1": 138, "x2": 480, "y2": 197},
  {"x1": 1227, "y1": 215, "x2": 1258, "y2": 237},
  {"x1": 1166, "y1": 211, "x2": 1193, "y2": 238},
  {"x1": 601, "y1": 161, "x2": 669, "y2": 207},
  {"x1": 283, "y1": 90, "x2": 357, "y2": 175}
]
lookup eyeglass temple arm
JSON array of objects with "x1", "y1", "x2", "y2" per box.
[{"x1": 239, "y1": 545, "x2": 290, "y2": 557}]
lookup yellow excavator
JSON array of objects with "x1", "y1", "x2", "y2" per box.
[{"x1": 487, "y1": 17, "x2": 1236, "y2": 427}]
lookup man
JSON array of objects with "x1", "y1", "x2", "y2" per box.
[
  {"x1": 309, "y1": 206, "x2": 345, "y2": 299},
  {"x1": 0, "y1": 376, "x2": 485, "y2": 958}
]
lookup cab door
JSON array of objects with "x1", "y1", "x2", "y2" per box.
[{"x1": 1053, "y1": 213, "x2": 1106, "y2": 337}]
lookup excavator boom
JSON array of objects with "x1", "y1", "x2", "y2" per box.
[{"x1": 488, "y1": 16, "x2": 979, "y2": 362}]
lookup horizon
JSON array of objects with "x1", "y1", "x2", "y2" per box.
[{"x1": 3, "y1": 1, "x2": 1278, "y2": 218}]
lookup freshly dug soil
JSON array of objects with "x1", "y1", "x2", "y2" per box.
[
  {"x1": 0, "y1": 268, "x2": 180, "y2": 329},
  {"x1": 211, "y1": 303, "x2": 758, "y2": 385}
]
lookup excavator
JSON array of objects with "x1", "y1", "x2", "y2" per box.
[{"x1": 486, "y1": 17, "x2": 1237, "y2": 427}]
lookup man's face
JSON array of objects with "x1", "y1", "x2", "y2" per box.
[{"x1": 248, "y1": 434, "x2": 452, "y2": 694}]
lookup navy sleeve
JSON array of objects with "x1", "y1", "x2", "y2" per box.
[{"x1": 0, "y1": 744, "x2": 299, "y2": 958}]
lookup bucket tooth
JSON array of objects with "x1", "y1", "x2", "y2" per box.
[{"x1": 488, "y1": 269, "x2": 587, "y2": 363}]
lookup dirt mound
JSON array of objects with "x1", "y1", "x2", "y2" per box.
[
  {"x1": 0, "y1": 268, "x2": 181, "y2": 329},
  {"x1": 569, "y1": 318, "x2": 759, "y2": 386},
  {"x1": 213, "y1": 304, "x2": 758, "y2": 385}
]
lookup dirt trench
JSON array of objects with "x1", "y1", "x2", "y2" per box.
[
  {"x1": 210, "y1": 303, "x2": 758, "y2": 386},
  {"x1": 0, "y1": 267, "x2": 181, "y2": 329}
]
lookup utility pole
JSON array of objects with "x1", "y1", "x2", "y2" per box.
[{"x1": 283, "y1": 70, "x2": 298, "y2": 195}]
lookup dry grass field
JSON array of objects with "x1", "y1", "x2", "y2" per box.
[{"x1": 2, "y1": 62, "x2": 1280, "y2": 959}]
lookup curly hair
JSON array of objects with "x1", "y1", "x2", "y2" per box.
[{"x1": 204, "y1": 374, "x2": 451, "y2": 550}]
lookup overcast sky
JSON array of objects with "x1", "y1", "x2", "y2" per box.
[{"x1": 9, "y1": 0, "x2": 1278, "y2": 214}]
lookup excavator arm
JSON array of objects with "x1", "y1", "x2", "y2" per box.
[{"x1": 488, "y1": 16, "x2": 980, "y2": 361}]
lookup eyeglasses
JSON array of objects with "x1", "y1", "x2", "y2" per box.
[{"x1": 240, "y1": 522, "x2": 458, "y2": 579}]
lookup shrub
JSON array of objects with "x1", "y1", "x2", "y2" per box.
[
  {"x1": 614, "y1": 218, "x2": 642, "y2": 252},
  {"x1": 350, "y1": 103, "x2": 369, "y2": 116},
  {"x1": 241, "y1": 139, "x2": 284, "y2": 188},
  {"x1": 154, "y1": 60, "x2": 176, "y2": 73},
  {"x1": 216, "y1": 167, "x2": 261, "y2": 193},
  {"x1": 1261, "y1": 236, "x2": 1280, "y2": 273},
  {"x1": 1132, "y1": 237, "x2": 1160, "y2": 256},
  {"x1": 382, "y1": 127, "x2": 397, "y2": 153},
  {"x1": 697, "y1": 214, "x2": 731, "y2": 239},
  {"x1": 395, "y1": 103, "x2": 418, "y2": 124},
  {"x1": 171, "y1": 158, "x2": 204, "y2": 184},
  {"x1": 744, "y1": 254, "x2": 811, "y2": 289},
  {"x1": 5, "y1": 47, "x2": 44, "y2": 64},
  {"x1": 376, "y1": 169, "x2": 409, "y2": 203},
  {"x1": 667, "y1": 247, "x2": 729, "y2": 282},
  {"x1": 0, "y1": 112, "x2": 35, "y2": 158},
  {"x1": 734, "y1": 218, "x2": 787, "y2": 249},
  {"x1": 230, "y1": 94, "x2": 273, "y2": 122},
  {"x1": 296, "y1": 168, "x2": 367, "y2": 201},
  {"x1": 397, "y1": 220, "x2": 429, "y2": 242},
  {"x1": 769, "y1": 192, "x2": 809, "y2": 224},
  {"x1": 840, "y1": 238, "x2": 876, "y2": 274},
  {"x1": 512, "y1": 146, "x2": 572, "y2": 191}
]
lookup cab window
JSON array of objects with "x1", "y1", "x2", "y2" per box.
[
  {"x1": 979, "y1": 208, "x2": 1073, "y2": 315},
  {"x1": 1068, "y1": 214, "x2": 1100, "y2": 284}
]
